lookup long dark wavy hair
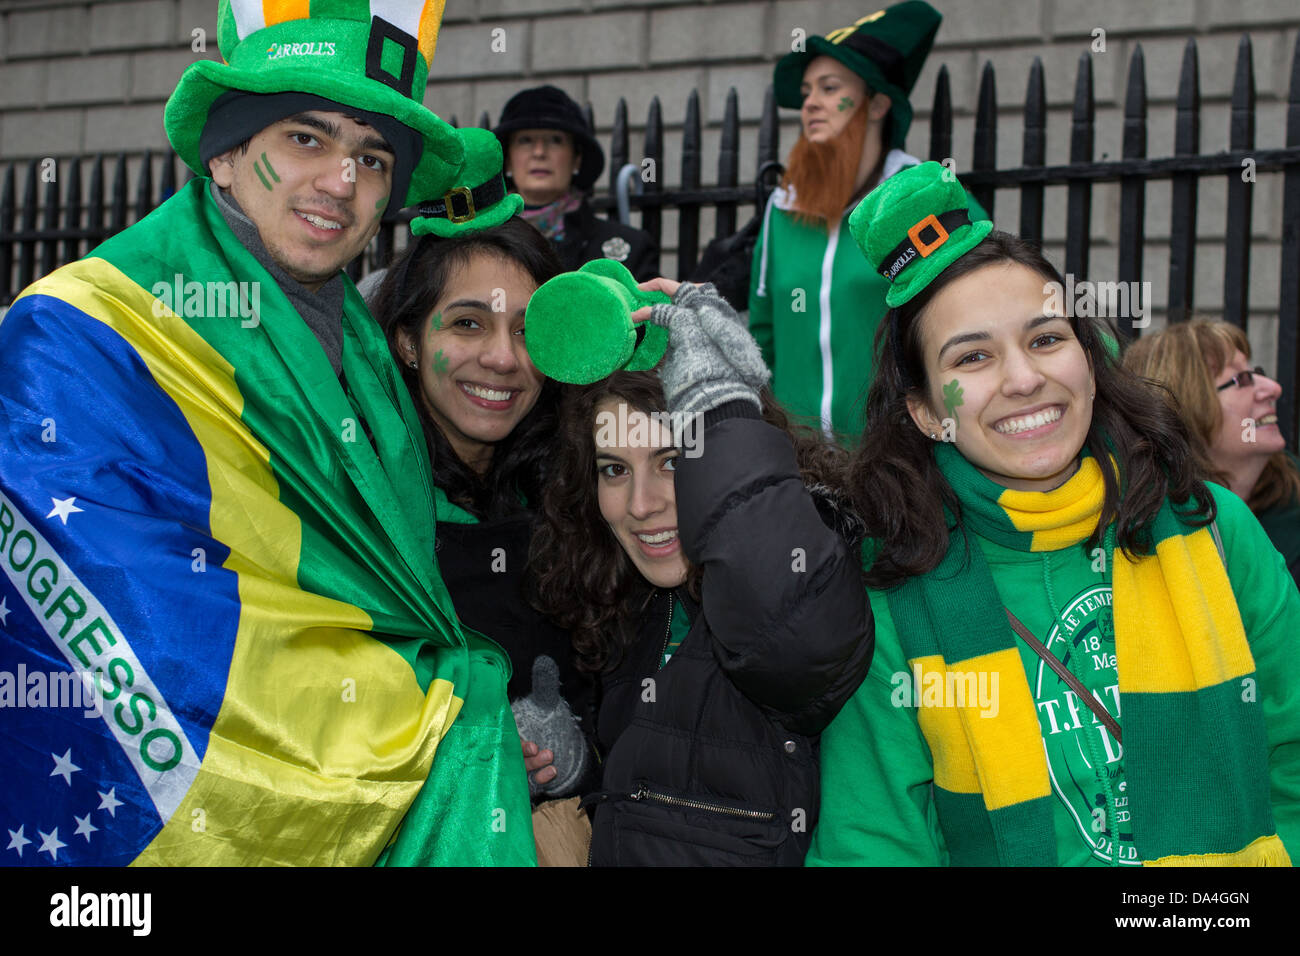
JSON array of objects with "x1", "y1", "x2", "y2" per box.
[
  {"x1": 373, "y1": 217, "x2": 563, "y2": 519},
  {"x1": 853, "y1": 231, "x2": 1217, "y2": 590},
  {"x1": 529, "y1": 371, "x2": 851, "y2": 673}
]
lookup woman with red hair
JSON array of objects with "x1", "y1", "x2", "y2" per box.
[{"x1": 749, "y1": 1, "x2": 946, "y2": 441}]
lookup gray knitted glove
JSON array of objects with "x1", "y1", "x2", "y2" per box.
[
  {"x1": 510, "y1": 655, "x2": 589, "y2": 799},
  {"x1": 646, "y1": 282, "x2": 771, "y2": 418}
]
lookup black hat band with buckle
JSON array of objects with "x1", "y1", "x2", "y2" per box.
[
  {"x1": 880, "y1": 207, "x2": 972, "y2": 391},
  {"x1": 417, "y1": 173, "x2": 509, "y2": 224},
  {"x1": 878, "y1": 208, "x2": 971, "y2": 282}
]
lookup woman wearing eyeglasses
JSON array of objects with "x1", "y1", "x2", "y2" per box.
[{"x1": 1124, "y1": 320, "x2": 1300, "y2": 588}]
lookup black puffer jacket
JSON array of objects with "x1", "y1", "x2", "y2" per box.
[
  {"x1": 554, "y1": 199, "x2": 659, "y2": 282},
  {"x1": 586, "y1": 408, "x2": 874, "y2": 865}
]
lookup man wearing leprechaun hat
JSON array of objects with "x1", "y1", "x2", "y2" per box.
[
  {"x1": 750, "y1": 1, "x2": 987, "y2": 443},
  {"x1": 0, "y1": 1, "x2": 538, "y2": 867}
]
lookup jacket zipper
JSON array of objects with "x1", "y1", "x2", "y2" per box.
[
  {"x1": 631, "y1": 783, "x2": 777, "y2": 822},
  {"x1": 658, "y1": 589, "x2": 674, "y2": 668}
]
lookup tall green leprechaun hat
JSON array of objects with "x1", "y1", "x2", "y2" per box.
[
  {"x1": 410, "y1": 128, "x2": 523, "y2": 237},
  {"x1": 525, "y1": 259, "x2": 671, "y2": 385},
  {"x1": 165, "y1": 0, "x2": 463, "y2": 209},
  {"x1": 774, "y1": 1, "x2": 942, "y2": 149},
  {"x1": 850, "y1": 160, "x2": 993, "y2": 307}
]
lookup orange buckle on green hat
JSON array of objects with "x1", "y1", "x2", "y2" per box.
[{"x1": 908, "y1": 213, "x2": 949, "y2": 257}]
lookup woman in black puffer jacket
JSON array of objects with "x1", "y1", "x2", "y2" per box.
[{"x1": 528, "y1": 281, "x2": 874, "y2": 865}]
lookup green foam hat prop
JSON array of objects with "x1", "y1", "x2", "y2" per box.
[
  {"x1": 774, "y1": 1, "x2": 942, "y2": 149},
  {"x1": 525, "y1": 259, "x2": 671, "y2": 385},
  {"x1": 166, "y1": 0, "x2": 463, "y2": 208},
  {"x1": 849, "y1": 160, "x2": 993, "y2": 307},
  {"x1": 411, "y1": 128, "x2": 523, "y2": 237}
]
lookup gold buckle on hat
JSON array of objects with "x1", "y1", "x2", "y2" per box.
[
  {"x1": 445, "y1": 186, "x2": 475, "y2": 223},
  {"x1": 908, "y1": 214, "x2": 949, "y2": 258},
  {"x1": 827, "y1": 10, "x2": 886, "y2": 44}
]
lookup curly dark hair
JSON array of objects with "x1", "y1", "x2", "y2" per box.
[
  {"x1": 528, "y1": 371, "x2": 850, "y2": 674},
  {"x1": 373, "y1": 218, "x2": 563, "y2": 519},
  {"x1": 852, "y1": 230, "x2": 1217, "y2": 590}
]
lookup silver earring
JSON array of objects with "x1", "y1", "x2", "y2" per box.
[
  {"x1": 409, "y1": 360, "x2": 418, "y2": 370},
  {"x1": 929, "y1": 432, "x2": 937, "y2": 440}
]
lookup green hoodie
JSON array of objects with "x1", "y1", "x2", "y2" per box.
[
  {"x1": 807, "y1": 484, "x2": 1300, "y2": 866},
  {"x1": 748, "y1": 149, "x2": 920, "y2": 440}
]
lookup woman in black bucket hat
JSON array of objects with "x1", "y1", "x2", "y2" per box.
[{"x1": 494, "y1": 85, "x2": 659, "y2": 281}]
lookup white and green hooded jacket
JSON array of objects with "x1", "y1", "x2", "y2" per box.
[{"x1": 748, "y1": 149, "x2": 920, "y2": 440}]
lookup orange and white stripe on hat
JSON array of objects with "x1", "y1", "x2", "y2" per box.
[{"x1": 223, "y1": 0, "x2": 445, "y2": 66}]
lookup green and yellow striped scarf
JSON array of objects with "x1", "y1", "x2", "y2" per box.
[{"x1": 886, "y1": 443, "x2": 1289, "y2": 866}]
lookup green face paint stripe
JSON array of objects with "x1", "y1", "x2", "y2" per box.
[
  {"x1": 429, "y1": 312, "x2": 443, "y2": 331},
  {"x1": 260, "y1": 152, "x2": 280, "y2": 183},
  {"x1": 838, "y1": 96, "x2": 855, "y2": 112},
  {"x1": 431, "y1": 350, "x2": 449, "y2": 376},
  {"x1": 943, "y1": 379, "x2": 964, "y2": 424},
  {"x1": 253, "y1": 161, "x2": 273, "y2": 192}
]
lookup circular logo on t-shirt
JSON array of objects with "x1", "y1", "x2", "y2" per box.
[{"x1": 1027, "y1": 584, "x2": 1138, "y2": 866}]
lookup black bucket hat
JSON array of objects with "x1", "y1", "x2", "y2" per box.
[{"x1": 492, "y1": 85, "x2": 605, "y2": 191}]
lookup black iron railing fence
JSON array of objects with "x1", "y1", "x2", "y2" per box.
[{"x1": 2, "y1": 34, "x2": 1299, "y2": 439}]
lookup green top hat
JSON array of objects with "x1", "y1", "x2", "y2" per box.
[
  {"x1": 849, "y1": 160, "x2": 993, "y2": 307},
  {"x1": 774, "y1": 1, "x2": 942, "y2": 149},
  {"x1": 165, "y1": 0, "x2": 463, "y2": 208},
  {"x1": 410, "y1": 128, "x2": 523, "y2": 237},
  {"x1": 524, "y1": 259, "x2": 671, "y2": 385}
]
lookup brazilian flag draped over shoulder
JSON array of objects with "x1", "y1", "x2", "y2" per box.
[{"x1": 0, "y1": 179, "x2": 536, "y2": 866}]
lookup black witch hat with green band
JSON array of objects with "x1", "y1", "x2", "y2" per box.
[
  {"x1": 165, "y1": 0, "x2": 463, "y2": 209},
  {"x1": 524, "y1": 259, "x2": 671, "y2": 385},
  {"x1": 411, "y1": 128, "x2": 523, "y2": 237},
  {"x1": 850, "y1": 160, "x2": 993, "y2": 307},
  {"x1": 774, "y1": 1, "x2": 942, "y2": 149}
]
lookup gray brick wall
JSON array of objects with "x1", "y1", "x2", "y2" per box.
[{"x1": 1, "y1": 0, "x2": 1297, "y2": 366}]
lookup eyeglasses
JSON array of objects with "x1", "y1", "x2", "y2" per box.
[{"x1": 1216, "y1": 366, "x2": 1268, "y2": 391}]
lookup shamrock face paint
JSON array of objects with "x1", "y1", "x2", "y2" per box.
[
  {"x1": 907, "y1": 260, "x2": 1096, "y2": 493},
  {"x1": 798, "y1": 54, "x2": 868, "y2": 144},
  {"x1": 397, "y1": 250, "x2": 544, "y2": 474},
  {"x1": 943, "y1": 379, "x2": 963, "y2": 425}
]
